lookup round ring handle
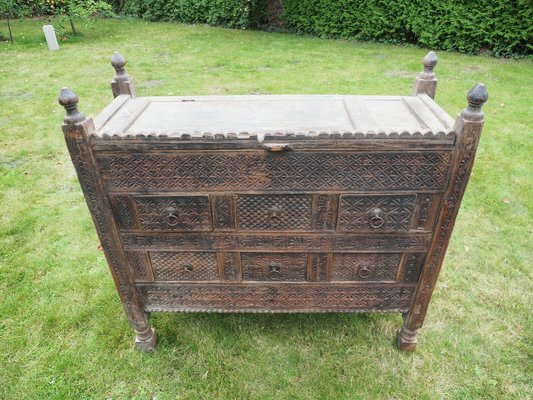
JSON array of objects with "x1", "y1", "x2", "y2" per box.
[
  {"x1": 368, "y1": 207, "x2": 385, "y2": 229},
  {"x1": 181, "y1": 263, "x2": 193, "y2": 272},
  {"x1": 165, "y1": 207, "x2": 180, "y2": 226},
  {"x1": 358, "y1": 265, "x2": 372, "y2": 279},
  {"x1": 268, "y1": 262, "x2": 282, "y2": 280},
  {"x1": 267, "y1": 206, "x2": 283, "y2": 227}
]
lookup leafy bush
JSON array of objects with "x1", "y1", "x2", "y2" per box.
[
  {"x1": 119, "y1": 0, "x2": 267, "y2": 29},
  {"x1": 279, "y1": 0, "x2": 532, "y2": 57}
]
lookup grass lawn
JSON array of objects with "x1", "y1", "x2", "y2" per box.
[{"x1": 0, "y1": 17, "x2": 532, "y2": 399}]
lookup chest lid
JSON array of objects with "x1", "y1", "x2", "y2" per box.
[{"x1": 93, "y1": 94, "x2": 455, "y2": 141}]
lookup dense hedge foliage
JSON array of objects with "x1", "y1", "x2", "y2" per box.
[
  {"x1": 279, "y1": 0, "x2": 532, "y2": 57},
  {"x1": 118, "y1": 0, "x2": 266, "y2": 29},
  {"x1": 109, "y1": 0, "x2": 531, "y2": 56}
]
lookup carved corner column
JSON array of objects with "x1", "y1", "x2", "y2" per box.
[
  {"x1": 412, "y1": 51, "x2": 438, "y2": 99},
  {"x1": 58, "y1": 87, "x2": 155, "y2": 351},
  {"x1": 398, "y1": 83, "x2": 488, "y2": 351},
  {"x1": 110, "y1": 51, "x2": 137, "y2": 98}
]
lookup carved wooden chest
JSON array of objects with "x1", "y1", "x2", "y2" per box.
[{"x1": 58, "y1": 51, "x2": 487, "y2": 352}]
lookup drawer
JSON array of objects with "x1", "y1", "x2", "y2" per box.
[
  {"x1": 112, "y1": 195, "x2": 212, "y2": 231},
  {"x1": 337, "y1": 194, "x2": 416, "y2": 232},
  {"x1": 237, "y1": 194, "x2": 312, "y2": 231},
  {"x1": 241, "y1": 253, "x2": 307, "y2": 281},
  {"x1": 150, "y1": 252, "x2": 218, "y2": 281},
  {"x1": 330, "y1": 253, "x2": 401, "y2": 282}
]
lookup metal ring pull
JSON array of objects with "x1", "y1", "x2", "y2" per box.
[
  {"x1": 268, "y1": 262, "x2": 282, "y2": 280},
  {"x1": 267, "y1": 206, "x2": 283, "y2": 227},
  {"x1": 165, "y1": 207, "x2": 180, "y2": 226},
  {"x1": 368, "y1": 207, "x2": 385, "y2": 229},
  {"x1": 182, "y1": 263, "x2": 193, "y2": 272}
]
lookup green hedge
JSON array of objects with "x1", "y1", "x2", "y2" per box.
[
  {"x1": 279, "y1": 0, "x2": 532, "y2": 57},
  {"x1": 115, "y1": 0, "x2": 532, "y2": 56},
  {"x1": 119, "y1": 0, "x2": 266, "y2": 29}
]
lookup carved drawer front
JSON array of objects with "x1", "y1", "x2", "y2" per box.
[
  {"x1": 150, "y1": 252, "x2": 219, "y2": 281},
  {"x1": 330, "y1": 253, "x2": 401, "y2": 282},
  {"x1": 135, "y1": 196, "x2": 211, "y2": 231},
  {"x1": 337, "y1": 195, "x2": 416, "y2": 232},
  {"x1": 241, "y1": 253, "x2": 307, "y2": 281},
  {"x1": 236, "y1": 194, "x2": 312, "y2": 231}
]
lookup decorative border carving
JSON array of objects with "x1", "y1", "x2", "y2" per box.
[{"x1": 138, "y1": 284, "x2": 415, "y2": 312}]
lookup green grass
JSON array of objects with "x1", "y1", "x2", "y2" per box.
[{"x1": 1, "y1": 17, "x2": 532, "y2": 399}]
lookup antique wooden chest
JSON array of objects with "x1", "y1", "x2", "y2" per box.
[{"x1": 58, "y1": 51, "x2": 487, "y2": 352}]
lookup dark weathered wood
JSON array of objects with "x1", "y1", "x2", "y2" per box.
[
  {"x1": 60, "y1": 52, "x2": 486, "y2": 352},
  {"x1": 110, "y1": 52, "x2": 136, "y2": 98},
  {"x1": 412, "y1": 51, "x2": 438, "y2": 99},
  {"x1": 397, "y1": 82, "x2": 488, "y2": 351},
  {"x1": 59, "y1": 87, "x2": 154, "y2": 352}
]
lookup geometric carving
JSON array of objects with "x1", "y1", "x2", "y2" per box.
[
  {"x1": 211, "y1": 195, "x2": 234, "y2": 230},
  {"x1": 314, "y1": 194, "x2": 337, "y2": 230},
  {"x1": 237, "y1": 194, "x2": 312, "y2": 231},
  {"x1": 112, "y1": 196, "x2": 135, "y2": 230},
  {"x1": 337, "y1": 195, "x2": 416, "y2": 232},
  {"x1": 415, "y1": 194, "x2": 440, "y2": 231},
  {"x1": 331, "y1": 253, "x2": 401, "y2": 282},
  {"x1": 97, "y1": 152, "x2": 452, "y2": 192},
  {"x1": 221, "y1": 252, "x2": 239, "y2": 281},
  {"x1": 138, "y1": 284, "x2": 416, "y2": 312},
  {"x1": 135, "y1": 196, "x2": 211, "y2": 231},
  {"x1": 150, "y1": 252, "x2": 218, "y2": 281},
  {"x1": 127, "y1": 251, "x2": 152, "y2": 281},
  {"x1": 241, "y1": 253, "x2": 307, "y2": 281},
  {"x1": 122, "y1": 232, "x2": 431, "y2": 252}
]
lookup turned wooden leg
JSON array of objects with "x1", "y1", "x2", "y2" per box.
[
  {"x1": 134, "y1": 325, "x2": 157, "y2": 352},
  {"x1": 396, "y1": 313, "x2": 418, "y2": 352}
]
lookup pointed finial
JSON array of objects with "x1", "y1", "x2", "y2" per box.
[
  {"x1": 462, "y1": 82, "x2": 488, "y2": 119},
  {"x1": 58, "y1": 87, "x2": 85, "y2": 124},
  {"x1": 110, "y1": 51, "x2": 136, "y2": 98},
  {"x1": 422, "y1": 51, "x2": 438, "y2": 74},
  {"x1": 111, "y1": 51, "x2": 127, "y2": 77},
  {"x1": 412, "y1": 51, "x2": 438, "y2": 99}
]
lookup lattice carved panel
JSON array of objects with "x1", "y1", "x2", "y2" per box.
[
  {"x1": 241, "y1": 253, "x2": 307, "y2": 281},
  {"x1": 135, "y1": 196, "x2": 211, "y2": 231},
  {"x1": 331, "y1": 253, "x2": 401, "y2": 282},
  {"x1": 337, "y1": 195, "x2": 416, "y2": 232},
  {"x1": 98, "y1": 152, "x2": 451, "y2": 192},
  {"x1": 237, "y1": 194, "x2": 312, "y2": 231},
  {"x1": 150, "y1": 252, "x2": 218, "y2": 281}
]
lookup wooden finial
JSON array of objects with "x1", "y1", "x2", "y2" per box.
[
  {"x1": 412, "y1": 51, "x2": 438, "y2": 99},
  {"x1": 110, "y1": 51, "x2": 136, "y2": 98},
  {"x1": 58, "y1": 87, "x2": 85, "y2": 124},
  {"x1": 461, "y1": 82, "x2": 488, "y2": 120},
  {"x1": 111, "y1": 51, "x2": 127, "y2": 77}
]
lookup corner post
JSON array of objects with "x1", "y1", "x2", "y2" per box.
[
  {"x1": 58, "y1": 88, "x2": 155, "y2": 351},
  {"x1": 397, "y1": 83, "x2": 488, "y2": 351},
  {"x1": 110, "y1": 51, "x2": 137, "y2": 98},
  {"x1": 412, "y1": 51, "x2": 438, "y2": 99}
]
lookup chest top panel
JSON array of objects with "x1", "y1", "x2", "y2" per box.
[{"x1": 93, "y1": 94, "x2": 456, "y2": 141}]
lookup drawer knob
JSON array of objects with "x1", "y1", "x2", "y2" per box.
[
  {"x1": 267, "y1": 206, "x2": 283, "y2": 226},
  {"x1": 165, "y1": 207, "x2": 180, "y2": 226},
  {"x1": 268, "y1": 262, "x2": 282, "y2": 280},
  {"x1": 181, "y1": 263, "x2": 193, "y2": 272},
  {"x1": 368, "y1": 207, "x2": 385, "y2": 229}
]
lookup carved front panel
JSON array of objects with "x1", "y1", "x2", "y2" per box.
[
  {"x1": 337, "y1": 195, "x2": 416, "y2": 232},
  {"x1": 402, "y1": 253, "x2": 425, "y2": 283},
  {"x1": 150, "y1": 252, "x2": 218, "y2": 281},
  {"x1": 135, "y1": 196, "x2": 211, "y2": 231},
  {"x1": 138, "y1": 284, "x2": 416, "y2": 312},
  {"x1": 331, "y1": 253, "x2": 401, "y2": 282},
  {"x1": 98, "y1": 151, "x2": 451, "y2": 192},
  {"x1": 126, "y1": 251, "x2": 153, "y2": 281},
  {"x1": 237, "y1": 194, "x2": 312, "y2": 231},
  {"x1": 241, "y1": 253, "x2": 307, "y2": 281}
]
